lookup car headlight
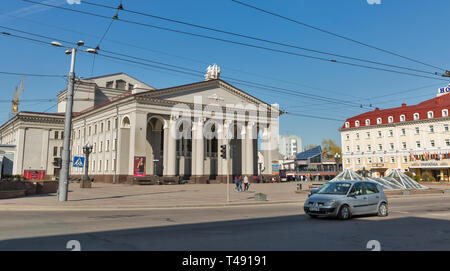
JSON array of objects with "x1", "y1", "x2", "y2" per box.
[{"x1": 324, "y1": 199, "x2": 337, "y2": 206}]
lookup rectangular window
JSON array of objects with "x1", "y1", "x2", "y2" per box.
[
  {"x1": 54, "y1": 131, "x2": 59, "y2": 139},
  {"x1": 379, "y1": 157, "x2": 384, "y2": 163},
  {"x1": 390, "y1": 143, "x2": 394, "y2": 150},
  {"x1": 356, "y1": 133, "x2": 360, "y2": 139},
  {"x1": 402, "y1": 142, "x2": 407, "y2": 149},
  {"x1": 346, "y1": 134, "x2": 349, "y2": 140},
  {"x1": 378, "y1": 144, "x2": 383, "y2": 151},
  {"x1": 391, "y1": 157, "x2": 395, "y2": 163},
  {"x1": 357, "y1": 158, "x2": 361, "y2": 164},
  {"x1": 430, "y1": 140, "x2": 435, "y2": 147},
  {"x1": 416, "y1": 141, "x2": 421, "y2": 148},
  {"x1": 105, "y1": 160, "x2": 109, "y2": 171},
  {"x1": 53, "y1": 146, "x2": 58, "y2": 156},
  {"x1": 415, "y1": 127, "x2": 420, "y2": 134},
  {"x1": 429, "y1": 125, "x2": 434, "y2": 133},
  {"x1": 98, "y1": 160, "x2": 102, "y2": 172},
  {"x1": 367, "y1": 145, "x2": 371, "y2": 151},
  {"x1": 401, "y1": 128, "x2": 406, "y2": 136},
  {"x1": 366, "y1": 132, "x2": 370, "y2": 139},
  {"x1": 378, "y1": 131, "x2": 382, "y2": 138},
  {"x1": 100, "y1": 141, "x2": 103, "y2": 152},
  {"x1": 356, "y1": 145, "x2": 360, "y2": 152},
  {"x1": 368, "y1": 157, "x2": 372, "y2": 164},
  {"x1": 106, "y1": 140, "x2": 110, "y2": 152},
  {"x1": 446, "y1": 139, "x2": 450, "y2": 146},
  {"x1": 445, "y1": 125, "x2": 449, "y2": 132},
  {"x1": 389, "y1": 130, "x2": 393, "y2": 137},
  {"x1": 403, "y1": 156, "x2": 408, "y2": 163}
]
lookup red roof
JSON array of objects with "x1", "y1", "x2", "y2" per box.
[{"x1": 342, "y1": 93, "x2": 450, "y2": 129}]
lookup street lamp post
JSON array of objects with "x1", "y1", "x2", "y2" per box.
[
  {"x1": 52, "y1": 40, "x2": 97, "y2": 201},
  {"x1": 82, "y1": 143, "x2": 93, "y2": 182},
  {"x1": 334, "y1": 153, "x2": 341, "y2": 175}
]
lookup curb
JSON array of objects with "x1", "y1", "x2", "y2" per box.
[{"x1": 0, "y1": 200, "x2": 305, "y2": 211}]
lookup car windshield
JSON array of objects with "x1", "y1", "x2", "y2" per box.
[{"x1": 316, "y1": 182, "x2": 352, "y2": 195}]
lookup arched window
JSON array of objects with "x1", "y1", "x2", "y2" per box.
[
  {"x1": 122, "y1": 116, "x2": 131, "y2": 128},
  {"x1": 400, "y1": 115, "x2": 405, "y2": 122},
  {"x1": 365, "y1": 119, "x2": 370, "y2": 126},
  {"x1": 428, "y1": 111, "x2": 434, "y2": 119},
  {"x1": 442, "y1": 109, "x2": 448, "y2": 117},
  {"x1": 355, "y1": 121, "x2": 360, "y2": 127},
  {"x1": 377, "y1": 118, "x2": 382, "y2": 125},
  {"x1": 388, "y1": 116, "x2": 394, "y2": 123},
  {"x1": 413, "y1": 113, "x2": 420, "y2": 120},
  {"x1": 345, "y1": 122, "x2": 350, "y2": 128}
]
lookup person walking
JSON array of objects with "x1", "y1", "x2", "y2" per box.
[
  {"x1": 244, "y1": 175, "x2": 249, "y2": 191},
  {"x1": 234, "y1": 176, "x2": 239, "y2": 191},
  {"x1": 238, "y1": 175, "x2": 243, "y2": 192}
]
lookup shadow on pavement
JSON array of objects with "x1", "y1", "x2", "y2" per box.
[{"x1": 1, "y1": 214, "x2": 449, "y2": 251}]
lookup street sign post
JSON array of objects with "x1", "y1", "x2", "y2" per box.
[{"x1": 73, "y1": 156, "x2": 85, "y2": 168}]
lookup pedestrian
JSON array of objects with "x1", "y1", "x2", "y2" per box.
[
  {"x1": 238, "y1": 175, "x2": 243, "y2": 192},
  {"x1": 244, "y1": 175, "x2": 249, "y2": 191},
  {"x1": 234, "y1": 176, "x2": 239, "y2": 191}
]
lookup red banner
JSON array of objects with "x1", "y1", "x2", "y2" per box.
[{"x1": 24, "y1": 170, "x2": 46, "y2": 180}]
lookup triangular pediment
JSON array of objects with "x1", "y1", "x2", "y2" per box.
[{"x1": 137, "y1": 80, "x2": 273, "y2": 109}]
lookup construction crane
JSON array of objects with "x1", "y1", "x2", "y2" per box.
[{"x1": 12, "y1": 77, "x2": 25, "y2": 114}]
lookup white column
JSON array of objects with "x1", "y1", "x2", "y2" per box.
[
  {"x1": 163, "y1": 123, "x2": 169, "y2": 176},
  {"x1": 13, "y1": 128, "x2": 26, "y2": 175},
  {"x1": 195, "y1": 119, "x2": 204, "y2": 177},
  {"x1": 191, "y1": 122, "x2": 197, "y2": 176},
  {"x1": 241, "y1": 125, "x2": 247, "y2": 175},
  {"x1": 262, "y1": 125, "x2": 272, "y2": 175},
  {"x1": 245, "y1": 122, "x2": 255, "y2": 175},
  {"x1": 166, "y1": 117, "x2": 177, "y2": 176}
]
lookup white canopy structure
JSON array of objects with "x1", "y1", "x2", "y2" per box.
[{"x1": 332, "y1": 169, "x2": 427, "y2": 190}]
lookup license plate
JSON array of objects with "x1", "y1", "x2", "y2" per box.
[{"x1": 310, "y1": 204, "x2": 319, "y2": 212}]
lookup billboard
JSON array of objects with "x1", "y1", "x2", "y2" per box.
[{"x1": 134, "y1": 156, "x2": 146, "y2": 176}]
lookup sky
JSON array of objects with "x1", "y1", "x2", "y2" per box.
[{"x1": 0, "y1": 0, "x2": 449, "y2": 149}]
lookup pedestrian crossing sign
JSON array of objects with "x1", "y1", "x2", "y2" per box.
[{"x1": 73, "y1": 156, "x2": 85, "y2": 168}]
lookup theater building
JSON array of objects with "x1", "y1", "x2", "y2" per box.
[
  {"x1": 340, "y1": 84, "x2": 450, "y2": 181},
  {"x1": 0, "y1": 69, "x2": 280, "y2": 183}
]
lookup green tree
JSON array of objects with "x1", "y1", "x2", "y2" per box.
[{"x1": 321, "y1": 139, "x2": 342, "y2": 160}]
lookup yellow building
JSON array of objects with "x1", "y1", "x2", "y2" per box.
[{"x1": 340, "y1": 84, "x2": 450, "y2": 181}]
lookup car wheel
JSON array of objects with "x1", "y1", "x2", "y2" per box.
[
  {"x1": 378, "y1": 203, "x2": 388, "y2": 217},
  {"x1": 338, "y1": 205, "x2": 351, "y2": 220}
]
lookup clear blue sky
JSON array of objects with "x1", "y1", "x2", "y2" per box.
[{"x1": 1, "y1": 0, "x2": 449, "y2": 148}]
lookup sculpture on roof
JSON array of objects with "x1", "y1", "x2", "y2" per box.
[{"x1": 204, "y1": 64, "x2": 221, "y2": 81}]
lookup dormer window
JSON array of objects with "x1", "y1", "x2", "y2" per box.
[
  {"x1": 365, "y1": 119, "x2": 370, "y2": 126},
  {"x1": 443, "y1": 109, "x2": 448, "y2": 117},
  {"x1": 106, "y1": 81, "x2": 113, "y2": 88},
  {"x1": 355, "y1": 121, "x2": 360, "y2": 127},
  {"x1": 413, "y1": 113, "x2": 420, "y2": 120},
  {"x1": 400, "y1": 115, "x2": 405, "y2": 122},
  {"x1": 428, "y1": 111, "x2": 434, "y2": 119},
  {"x1": 345, "y1": 122, "x2": 350, "y2": 128},
  {"x1": 388, "y1": 116, "x2": 394, "y2": 123},
  {"x1": 116, "y1": 80, "x2": 127, "y2": 90},
  {"x1": 377, "y1": 118, "x2": 382, "y2": 124}
]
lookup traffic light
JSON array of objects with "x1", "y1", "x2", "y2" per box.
[
  {"x1": 53, "y1": 158, "x2": 62, "y2": 168},
  {"x1": 220, "y1": 144, "x2": 227, "y2": 159}
]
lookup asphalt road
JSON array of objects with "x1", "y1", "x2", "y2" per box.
[{"x1": 1, "y1": 195, "x2": 449, "y2": 251}]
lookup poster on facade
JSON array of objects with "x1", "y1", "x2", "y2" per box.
[
  {"x1": 134, "y1": 156, "x2": 146, "y2": 176},
  {"x1": 272, "y1": 164, "x2": 279, "y2": 175}
]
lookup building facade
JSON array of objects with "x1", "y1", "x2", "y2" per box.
[
  {"x1": 278, "y1": 134, "x2": 302, "y2": 158},
  {"x1": 0, "y1": 71, "x2": 281, "y2": 183},
  {"x1": 340, "y1": 85, "x2": 450, "y2": 181}
]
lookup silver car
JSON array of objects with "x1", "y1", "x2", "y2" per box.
[{"x1": 303, "y1": 180, "x2": 388, "y2": 220}]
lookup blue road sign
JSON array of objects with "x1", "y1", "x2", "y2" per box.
[{"x1": 73, "y1": 156, "x2": 85, "y2": 168}]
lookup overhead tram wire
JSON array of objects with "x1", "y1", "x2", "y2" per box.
[
  {"x1": 2, "y1": 29, "x2": 446, "y2": 113},
  {"x1": 0, "y1": 71, "x2": 66, "y2": 78},
  {"x1": 79, "y1": 0, "x2": 441, "y2": 77},
  {"x1": 22, "y1": 0, "x2": 450, "y2": 82},
  {"x1": 229, "y1": 0, "x2": 447, "y2": 72},
  {"x1": 0, "y1": 28, "x2": 375, "y2": 109},
  {"x1": 90, "y1": 0, "x2": 122, "y2": 76}
]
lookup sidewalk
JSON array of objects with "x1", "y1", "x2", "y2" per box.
[
  {"x1": 0, "y1": 182, "x2": 448, "y2": 211},
  {"x1": 0, "y1": 182, "x2": 306, "y2": 211}
]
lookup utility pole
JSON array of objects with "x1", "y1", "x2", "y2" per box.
[
  {"x1": 58, "y1": 47, "x2": 77, "y2": 202},
  {"x1": 52, "y1": 40, "x2": 97, "y2": 202}
]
